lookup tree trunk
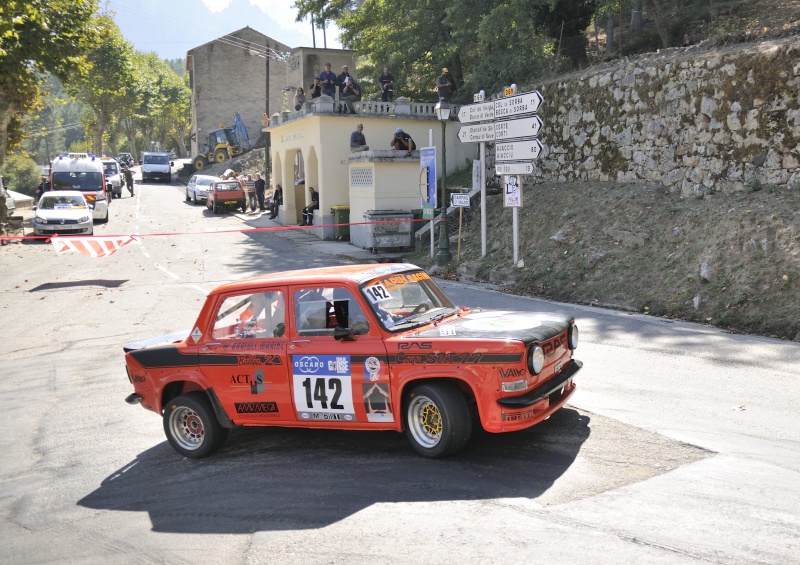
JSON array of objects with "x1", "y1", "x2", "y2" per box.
[
  {"x1": 630, "y1": 0, "x2": 643, "y2": 36},
  {"x1": 0, "y1": 102, "x2": 16, "y2": 170},
  {"x1": 605, "y1": 12, "x2": 615, "y2": 56},
  {"x1": 92, "y1": 117, "x2": 105, "y2": 156},
  {"x1": 172, "y1": 133, "x2": 188, "y2": 158}
]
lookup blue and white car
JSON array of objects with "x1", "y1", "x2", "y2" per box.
[
  {"x1": 185, "y1": 174, "x2": 220, "y2": 204},
  {"x1": 32, "y1": 191, "x2": 93, "y2": 236}
]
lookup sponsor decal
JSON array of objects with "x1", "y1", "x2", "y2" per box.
[
  {"x1": 397, "y1": 341, "x2": 433, "y2": 350},
  {"x1": 363, "y1": 382, "x2": 393, "y2": 423},
  {"x1": 235, "y1": 401, "x2": 279, "y2": 414},
  {"x1": 542, "y1": 335, "x2": 566, "y2": 358},
  {"x1": 228, "y1": 341, "x2": 283, "y2": 352},
  {"x1": 293, "y1": 355, "x2": 325, "y2": 374},
  {"x1": 191, "y1": 327, "x2": 202, "y2": 342},
  {"x1": 230, "y1": 370, "x2": 273, "y2": 394},
  {"x1": 292, "y1": 354, "x2": 356, "y2": 421},
  {"x1": 364, "y1": 356, "x2": 381, "y2": 381},
  {"x1": 238, "y1": 354, "x2": 282, "y2": 366},
  {"x1": 502, "y1": 408, "x2": 538, "y2": 422},
  {"x1": 499, "y1": 367, "x2": 526, "y2": 379},
  {"x1": 133, "y1": 375, "x2": 146, "y2": 383},
  {"x1": 394, "y1": 352, "x2": 485, "y2": 365},
  {"x1": 439, "y1": 325, "x2": 456, "y2": 336}
]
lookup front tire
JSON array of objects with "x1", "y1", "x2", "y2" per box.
[
  {"x1": 163, "y1": 392, "x2": 228, "y2": 458},
  {"x1": 186, "y1": 188, "x2": 191, "y2": 202},
  {"x1": 404, "y1": 383, "x2": 472, "y2": 458}
]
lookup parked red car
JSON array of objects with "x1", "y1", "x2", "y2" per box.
[
  {"x1": 206, "y1": 179, "x2": 246, "y2": 214},
  {"x1": 124, "y1": 264, "x2": 581, "y2": 458}
]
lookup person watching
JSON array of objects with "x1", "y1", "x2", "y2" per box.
[
  {"x1": 390, "y1": 128, "x2": 416, "y2": 151},
  {"x1": 350, "y1": 124, "x2": 369, "y2": 152}
]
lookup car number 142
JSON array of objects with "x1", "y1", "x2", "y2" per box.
[{"x1": 292, "y1": 374, "x2": 356, "y2": 418}]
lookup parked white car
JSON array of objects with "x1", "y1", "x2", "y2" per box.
[
  {"x1": 185, "y1": 174, "x2": 219, "y2": 204},
  {"x1": 102, "y1": 158, "x2": 123, "y2": 199},
  {"x1": 32, "y1": 191, "x2": 93, "y2": 236}
]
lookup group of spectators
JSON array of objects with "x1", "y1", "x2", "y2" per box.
[{"x1": 221, "y1": 169, "x2": 275, "y2": 215}]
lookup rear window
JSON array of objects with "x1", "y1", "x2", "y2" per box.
[{"x1": 215, "y1": 182, "x2": 241, "y2": 192}]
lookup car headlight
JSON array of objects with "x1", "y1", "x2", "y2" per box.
[
  {"x1": 78, "y1": 215, "x2": 90, "y2": 223},
  {"x1": 34, "y1": 216, "x2": 47, "y2": 225},
  {"x1": 569, "y1": 324, "x2": 579, "y2": 350},
  {"x1": 528, "y1": 345, "x2": 545, "y2": 375}
]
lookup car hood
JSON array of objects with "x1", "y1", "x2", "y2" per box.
[
  {"x1": 123, "y1": 330, "x2": 189, "y2": 353},
  {"x1": 406, "y1": 310, "x2": 572, "y2": 345},
  {"x1": 36, "y1": 208, "x2": 91, "y2": 221}
]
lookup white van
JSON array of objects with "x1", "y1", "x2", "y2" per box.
[
  {"x1": 140, "y1": 152, "x2": 173, "y2": 183},
  {"x1": 49, "y1": 153, "x2": 110, "y2": 223}
]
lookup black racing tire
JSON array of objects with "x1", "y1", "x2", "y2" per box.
[
  {"x1": 162, "y1": 392, "x2": 228, "y2": 458},
  {"x1": 404, "y1": 382, "x2": 472, "y2": 458}
]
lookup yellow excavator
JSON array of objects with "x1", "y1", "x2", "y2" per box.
[{"x1": 192, "y1": 113, "x2": 252, "y2": 171}]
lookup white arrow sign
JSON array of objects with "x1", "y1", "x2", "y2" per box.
[
  {"x1": 494, "y1": 90, "x2": 544, "y2": 118},
  {"x1": 494, "y1": 115, "x2": 544, "y2": 141},
  {"x1": 495, "y1": 162, "x2": 535, "y2": 175},
  {"x1": 458, "y1": 123, "x2": 495, "y2": 143},
  {"x1": 457, "y1": 101, "x2": 495, "y2": 124},
  {"x1": 495, "y1": 139, "x2": 544, "y2": 161}
]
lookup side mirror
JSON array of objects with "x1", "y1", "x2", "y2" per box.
[{"x1": 333, "y1": 326, "x2": 355, "y2": 341}]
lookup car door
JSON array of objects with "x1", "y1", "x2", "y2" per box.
[
  {"x1": 197, "y1": 288, "x2": 291, "y2": 424},
  {"x1": 288, "y1": 285, "x2": 394, "y2": 428}
]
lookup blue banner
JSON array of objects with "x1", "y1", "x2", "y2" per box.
[{"x1": 420, "y1": 147, "x2": 437, "y2": 207}]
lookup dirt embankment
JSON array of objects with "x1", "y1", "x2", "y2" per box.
[{"x1": 416, "y1": 180, "x2": 800, "y2": 341}]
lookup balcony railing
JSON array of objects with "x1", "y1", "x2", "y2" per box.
[{"x1": 268, "y1": 96, "x2": 453, "y2": 127}]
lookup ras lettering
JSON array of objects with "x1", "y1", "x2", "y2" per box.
[{"x1": 397, "y1": 342, "x2": 433, "y2": 350}]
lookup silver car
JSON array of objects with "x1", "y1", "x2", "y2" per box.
[
  {"x1": 185, "y1": 174, "x2": 219, "y2": 204},
  {"x1": 32, "y1": 191, "x2": 93, "y2": 236}
]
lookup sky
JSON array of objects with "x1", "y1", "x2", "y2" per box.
[{"x1": 109, "y1": 0, "x2": 343, "y2": 61}]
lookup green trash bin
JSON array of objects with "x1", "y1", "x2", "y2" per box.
[{"x1": 331, "y1": 205, "x2": 350, "y2": 240}]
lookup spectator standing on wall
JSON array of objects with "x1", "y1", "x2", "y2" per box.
[
  {"x1": 294, "y1": 87, "x2": 306, "y2": 111},
  {"x1": 319, "y1": 62, "x2": 337, "y2": 98},
  {"x1": 309, "y1": 77, "x2": 323, "y2": 99},
  {"x1": 269, "y1": 184, "x2": 283, "y2": 219},
  {"x1": 390, "y1": 127, "x2": 416, "y2": 151},
  {"x1": 350, "y1": 124, "x2": 369, "y2": 152},
  {"x1": 254, "y1": 173, "x2": 267, "y2": 211},
  {"x1": 436, "y1": 67, "x2": 455, "y2": 101},
  {"x1": 336, "y1": 65, "x2": 352, "y2": 113},
  {"x1": 343, "y1": 76, "x2": 361, "y2": 114},
  {"x1": 300, "y1": 186, "x2": 319, "y2": 226},
  {"x1": 379, "y1": 67, "x2": 395, "y2": 102}
]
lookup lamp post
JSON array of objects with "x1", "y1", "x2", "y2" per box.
[{"x1": 435, "y1": 101, "x2": 452, "y2": 266}]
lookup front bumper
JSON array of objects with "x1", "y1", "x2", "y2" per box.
[{"x1": 497, "y1": 359, "x2": 582, "y2": 408}]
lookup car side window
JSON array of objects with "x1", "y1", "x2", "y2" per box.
[
  {"x1": 293, "y1": 287, "x2": 369, "y2": 336},
  {"x1": 211, "y1": 291, "x2": 285, "y2": 339}
]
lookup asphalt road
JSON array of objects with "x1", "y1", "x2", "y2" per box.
[{"x1": 0, "y1": 177, "x2": 798, "y2": 564}]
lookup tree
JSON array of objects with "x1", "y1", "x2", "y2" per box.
[
  {"x1": 67, "y1": 14, "x2": 135, "y2": 157},
  {"x1": 0, "y1": 0, "x2": 99, "y2": 168}
]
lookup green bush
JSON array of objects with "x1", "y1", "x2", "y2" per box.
[{"x1": 1, "y1": 155, "x2": 41, "y2": 197}]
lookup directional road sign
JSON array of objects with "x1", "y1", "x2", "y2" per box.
[
  {"x1": 457, "y1": 101, "x2": 495, "y2": 124},
  {"x1": 495, "y1": 162, "x2": 536, "y2": 175},
  {"x1": 451, "y1": 193, "x2": 471, "y2": 207},
  {"x1": 494, "y1": 115, "x2": 543, "y2": 141},
  {"x1": 494, "y1": 90, "x2": 544, "y2": 118},
  {"x1": 495, "y1": 139, "x2": 544, "y2": 162},
  {"x1": 458, "y1": 123, "x2": 495, "y2": 143}
]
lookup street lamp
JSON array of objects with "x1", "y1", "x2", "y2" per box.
[{"x1": 435, "y1": 101, "x2": 452, "y2": 266}]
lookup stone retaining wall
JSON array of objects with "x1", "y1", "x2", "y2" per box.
[{"x1": 524, "y1": 35, "x2": 800, "y2": 195}]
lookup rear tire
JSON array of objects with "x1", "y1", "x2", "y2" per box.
[
  {"x1": 404, "y1": 382, "x2": 472, "y2": 458},
  {"x1": 186, "y1": 188, "x2": 191, "y2": 202},
  {"x1": 163, "y1": 392, "x2": 228, "y2": 458}
]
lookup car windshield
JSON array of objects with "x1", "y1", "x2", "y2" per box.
[
  {"x1": 144, "y1": 154, "x2": 169, "y2": 164},
  {"x1": 51, "y1": 172, "x2": 103, "y2": 191},
  {"x1": 361, "y1": 270, "x2": 458, "y2": 331},
  {"x1": 215, "y1": 182, "x2": 240, "y2": 192},
  {"x1": 197, "y1": 178, "x2": 215, "y2": 186},
  {"x1": 39, "y1": 195, "x2": 87, "y2": 210},
  {"x1": 103, "y1": 163, "x2": 118, "y2": 174}
]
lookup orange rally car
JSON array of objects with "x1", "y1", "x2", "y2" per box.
[{"x1": 124, "y1": 263, "x2": 581, "y2": 458}]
